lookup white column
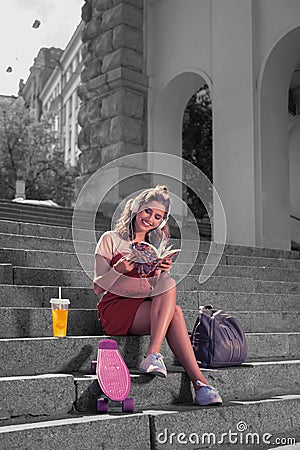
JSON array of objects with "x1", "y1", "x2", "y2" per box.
[
  {"x1": 71, "y1": 91, "x2": 76, "y2": 166},
  {"x1": 65, "y1": 100, "x2": 70, "y2": 164},
  {"x1": 211, "y1": 0, "x2": 257, "y2": 246}
]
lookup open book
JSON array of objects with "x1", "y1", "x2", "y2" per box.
[{"x1": 130, "y1": 241, "x2": 181, "y2": 277}]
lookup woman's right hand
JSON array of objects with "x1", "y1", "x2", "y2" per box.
[{"x1": 113, "y1": 255, "x2": 135, "y2": 274}]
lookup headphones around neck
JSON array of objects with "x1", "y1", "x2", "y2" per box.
[{"x1": 130, "y1": 197, "x2": 170, "y2": 230}]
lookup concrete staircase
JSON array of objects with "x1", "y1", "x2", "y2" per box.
[
  {"x1": 0, "y1": 218, "x2": 299, "y2": 449},
  {"x1": 0, "y1": 199, "x2": 110, "y2": 230}
]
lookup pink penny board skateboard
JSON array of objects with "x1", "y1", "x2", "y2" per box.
[{"x1": 92, "y1": 339, "x2": 134, "y2": 413}]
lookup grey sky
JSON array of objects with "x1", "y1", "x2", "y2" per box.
[{"x1": 0, "y1": 0, "x2": 83, "y2": 95}]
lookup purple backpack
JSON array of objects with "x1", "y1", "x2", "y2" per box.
[{"x1": 190, "y1": 305, "x2": 247, "y2": 368}]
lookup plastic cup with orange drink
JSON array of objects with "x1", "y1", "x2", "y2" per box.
[{"x1": 50, "y1": 287, "x2": 70, "y2": 338}]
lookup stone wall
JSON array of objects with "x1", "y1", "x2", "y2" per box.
[{"x1": 76, "y1": 0, "x2": 148, "y2": 206}]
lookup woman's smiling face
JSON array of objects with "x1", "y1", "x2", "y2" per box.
[{"x1": 134, "y1": 200, "x2": 167, "y2": 233}]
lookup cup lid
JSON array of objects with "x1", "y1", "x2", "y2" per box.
[{"x1": 50, "y1": 298, "x2": 70, "y2": 305}]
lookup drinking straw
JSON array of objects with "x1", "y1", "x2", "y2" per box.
[{"x1": 58, "y1": 287, "x2": 62, "y2": 309}]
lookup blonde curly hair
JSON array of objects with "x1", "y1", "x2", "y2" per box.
[{"x1": 114, "y1": 185, "x2": 171, "y2": 246}]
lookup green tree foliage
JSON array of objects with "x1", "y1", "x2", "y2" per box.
[
  {"x1": 0, "y1": 97, "x2": 78, "y2": 207},
  {"x1": 182, "y1": 84, "x2": 212, "y2": 219}
]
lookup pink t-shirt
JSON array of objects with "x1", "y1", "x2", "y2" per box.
[{"x1": 95, "y1": 230, "x2": 132, "y2": 262}]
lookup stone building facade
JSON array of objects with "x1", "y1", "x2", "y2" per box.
[
  {"x1": 21, "y1": 47, "x2": 63, "y2": 121},
  {"x1": 77, "y1": 0, "x2": 148, "y2": 206},
  {"x1": 78, "y1": 0, "x2": 300, "y2": 251},
  {"x1": 21, "y1": 24, "x2": 83, "y2": 167},
  {"x1": 39, "y1": 23, "x2": 84, "y2": 166}
]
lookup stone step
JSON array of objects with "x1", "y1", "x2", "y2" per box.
[
  {"x1": 0, "y1": 334, "x2": 299, "y2": 377},
  {"x1": 0, "y1": 308, "x2": 100, "y2": 338},
  {"x1": 0, "y1": 248, "x2": 93, "y2": 271},
  {"x1": 255, "y1": 279, "x2": 300, "y2": 294},
  {"x1": 227, "y1": 254, "x2": 300, "y2": 270},
  {"x1": 177, "y1": 274, "x2": 255, "y2": 292},
  {"x1": 0, "y1": 200, "x2": 78, "y2": 218},
  {"x1": 0, "y1": 395, "x2": 299, "y2": 450},
  {"x1": 2, "y1": 284, "x2": 300, "y2": 313},
  {"x1": 4, "y1": 360, "x2": 299, "y2": 426},
  {"x1": 197, "y1": 290, "x2": 300, "y2": 311},
  {"x1": 75, "y1": 359, "x2": 300, "y2": 413},
  {"x1": 0, "y1": 374, "x2": 75, "y2": 423},
  {"x1": 7, "y1": 247, "x2": 298, "y2": 276},
  {"x1": 0, "y1": 203, "x2": 110, "y2": 229},
  {"x1": 149, "y1": 395, "x2": 300, "y2": 449},
  {"x1": 0, "y1": 220, "x2": 107, "y2": 240},
  {"x1": 9, "y1": 266, "x2": 93, "y2": 287},
  {"x1": 0, "y1": 285, "x2": 98, "y2": 308},
  {"x1": 0, "y1": 246, "x2": 241, "y2": 274},
  {"x1": 0, "y1": 212, "x2": 107, "y2": 231},
  {"x1": 0, "y1": 412, "x2": 151, "y2": 450},
  {"x1": 0, "y1": 219, "x2": 101, "y2": 241},
  {"x1": 1, "y1": 243, "x2": 299, "y2": 283},
  {"x1": 2, "y1": 245, "x2": 300, "y2": 284},
  {"x1": 0, "y1": 247, "x2": 227, "y2": 271},
  {"x1": 1, "y1": 223, "x2": 300, "y2": 260},
  {"x1": 1, "y1": 361, "x2": 299, "y2": 428},
  {"x1": 0, "y1": 233, "x2": 80, "y2": 253},
  {"x1": 0, "y1": 285, "x2": 198, "y2": 310},
  {"x1": 189, "y1": 276, "x2": 300, "y2": 295},
  {"x1": 0, "y1": 307, "x2": 298, "y2": 338},
  {"x1": 2, "y1": 266, "x2": 258, "y2": 292},
  {"x1": 5, "y1": 263, "x2": 300, "y2": 295},
  {"x1": 0, "y1": 264, "x2": 13, "y2": 284},
  {"x1": 0, "y1": 234, "x2": 205, "y2": 258},
  {"x1": 173, "y1": 263, "x2": 300, "y2": 282},
  {"x1": 207, "y1": 241, "x2": 300, "y2": 260}
]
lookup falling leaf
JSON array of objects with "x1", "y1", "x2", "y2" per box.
[
  {"x1": 32, "y1": 19, "x2": 41, "y2": 29},
  {"x1": 6, "y1": 66, "x2": 13, "y2": 73}
]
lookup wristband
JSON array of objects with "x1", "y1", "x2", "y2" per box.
[{"x1": 112, "y1": 263, "x2": 121, "y2": 274}]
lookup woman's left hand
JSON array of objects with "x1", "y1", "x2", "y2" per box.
[{"x1": 157, "y1": 257, "x2": 173, "y2": 272}]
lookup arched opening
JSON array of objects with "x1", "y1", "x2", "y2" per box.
[
  {"x1": 288, "y1": 70, "x2": 300, "y2": 248},
  {"x1": 149, "y1": 71, "x2": 211, "y2": 231},
  {"x1": 259, "y1": 26, "x2": 300, "y2": 249},
  {"x1": 182, "y1": 84, "x2": 212, "y2": 238}
]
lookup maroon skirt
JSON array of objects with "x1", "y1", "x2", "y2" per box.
[{"x1": 97, "y1": 292, "x2": 151, "y2": 335}]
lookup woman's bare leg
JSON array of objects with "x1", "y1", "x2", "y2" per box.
[
  {"x1": 166, "y1": 305, "x2": 208, "y2": 387},
  {"x1": 129, "y1": 277, "x2": 177, "y2": 355},
  {"x1": 129, "y1": 277, "x2": 208, "y2": 387}
]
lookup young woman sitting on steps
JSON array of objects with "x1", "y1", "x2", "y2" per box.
[{"x1": 93, "y1": 185, "x2": 222, "y2": 406}]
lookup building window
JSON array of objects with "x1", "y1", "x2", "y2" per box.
[
  {"x1": 289, "y1": 89, "x2": 298, "y2": 115},
  {"x1": 75, "y1": 91, "x2": 80, "y2": 111},
  {"x1": 62, "y1": 73, "x2": 67, "y2": 89},
  {"x1": 54, "y1": 115, "x2": 59, "y2": 132},
  {"x1": 68, "y1": 127, "x2": 72, "y2": 157},
  {"x1": 72, "y1": 57, "x2": 77, "y2": 74},
  {"x1": 69, "y1": 96, "x2": 73, "y2": 117},
  {"x1": 76, "y1": 53, "x2": 80, "y2": 70},
  {"x1": 66, "y1": 64, "x2": 72, "y2": 82},
  {"x1": 62, "y1": 104, "x2": 66, "y2": 125}
]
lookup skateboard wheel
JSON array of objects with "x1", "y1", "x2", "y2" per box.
[
  {"x1": 122, "y1": 397, "x2": 134, "y2": 413},
  {"x1": 98, "y1": 339, "x2": 118, "y2": 350},
  {"x1": 91, "y1": 360, "x2": 97, "y2": 375},
  {"x1": 97, "y1": 398, "x2": 108, "y2": 413}
]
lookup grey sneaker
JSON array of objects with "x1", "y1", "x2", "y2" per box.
[
  {"x1": 194, "y1": 380, "x2": 222, "y2": 406},
  {"x1": 139, "y1": 353, "x2": 167, "y2": 378}
]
